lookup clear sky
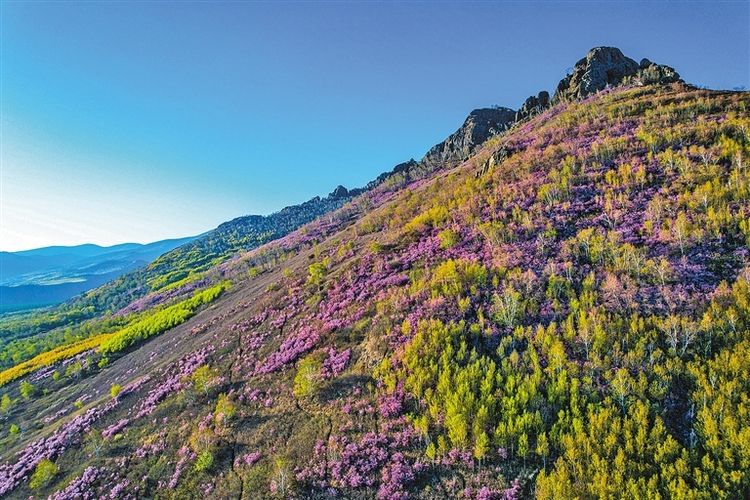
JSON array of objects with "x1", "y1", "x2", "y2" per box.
[{"x1": 1, "y1": 1, "x2": 748, "y2": 252}]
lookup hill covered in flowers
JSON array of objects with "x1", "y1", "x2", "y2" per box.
[{"x1": 1, "y1": 48, "x2": 749, "y2": 499}]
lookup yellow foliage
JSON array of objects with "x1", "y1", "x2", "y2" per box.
[{"x1": 0, "y1": 333, "x2": 114, "y2": 387}]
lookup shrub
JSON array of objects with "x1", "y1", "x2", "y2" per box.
[
  {"x1": 294, "y1": 354, "x2": 323, "y2": 398},
  {"x1": 191, "y1": 365, "x2": 219, "y2": 397},
  {"x1": 110, "y1": 384, "x2": 122, "y2": 398},
  {"x1": 20, "y1": 381, "x2": 36, "y2": 399},
  {"x1": 29, "y1": 458, "x2": 58, "y2": 489},
  {"x1": 194, "y1": 451, "x2": 214, "y2": 472},
  {"x1": 65, "y1": 360, "x2": 84, "y2": 379},
  {"x1": 0, "y1": 393, "x2": 14, "y2": 415},
  {"x1": 215, "y1": 393, "x2": 236, "y2": 424}
]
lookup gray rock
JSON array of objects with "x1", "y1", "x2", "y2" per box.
[
  {"x1": 329, "y1": 185, "x2": 349, "y2": 198},
  {"x1": 639, "y1": 61, "x2": 681, "y2": 86},
  {"x1": 554, "y1": 47, "x2": 682, "y2": 101},
  {"x1": 555, "y1": 47, "x2": 640, "y2": 101},
  {"x1": 516, "y1": 91, "x2": 551, "y2": 121},
  {"x1": 476, "y1": 145, "x2": 515, "y2": 178},
  {"x1": 421, "y1": 107, "x2": 516, "y2": 168}
]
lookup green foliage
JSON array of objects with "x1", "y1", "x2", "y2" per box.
[
  {"x1": 29, "y1": 458, "x2": 58, "y2": 489},
  {"x1": 404, "y1": 206, "x2": 450, "y2": 234},
  {"x1": 194, "y1": 451, "x2": 214, "y2": 472},
  {"x1": 429, "y1": 259, "x2": 487, "y2": 298},
  {"x1": 191, "y1": 365, "x2": 219, "y2": 397},
  {"x1": 294, "y1": 354, "x2": 322, "y2": 398},
  {"x1": 9, "y1": 423, "x2": 19, "y2": 435},
  {"x1": 85, "y1": 428, "x2": 105, "y2": 457},
  {"x1": 0, "y1": 393, "x2": 14, "y2": 416},
  {"x1": 99, "y1": 283, "x2": 227, "y2": 355},
  {"x1": 492, "y1": 284, "x2": 524, "y2": 328},
  {"x1": 308, "y1": 258, "x2": 330, "y2": 286},
  {"x1": 215, "y1": 393, "x2": 236, "y2": 424},
  {"x1": 438, "y1": 229, "x2": 460, "y2": 249},
  {"x1": 110, "y1": 384, "x2": 122, "y2": 398},
  {"x1": 19, "y1": 380, "x2": 36, "y2": 399},
  {"x1": 65, "y1": 360, "x2": 84, "y2": 379}
]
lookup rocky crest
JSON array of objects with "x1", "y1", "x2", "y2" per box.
[
  {"x1": 421, "y1": 107, "x2": 516, "y2": 168},
  {"x1": 328, "y1": 185, "x2": 349, "y2": 198},
  {"x1": 515, "y1": 91, "x2": 550, "y2": 122},
  {"x1": 554, "y1": 46, "x2": 681, "y2": 101}
]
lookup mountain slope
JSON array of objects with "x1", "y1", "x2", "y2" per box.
[{"x1": 1, "y1": 48, "x2": 749, "y2": 500}]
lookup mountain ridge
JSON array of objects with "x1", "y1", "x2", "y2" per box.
[
  {"x1": 0, "y1": 236, "x2": 201, "y2": 312},
  {"x1": 1, "y1": 47, "x2": 748, "y2": 500}
]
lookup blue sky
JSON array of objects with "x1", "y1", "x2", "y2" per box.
[{"x1": 1, "y1": 1, "x2": 748, "y2": 251}]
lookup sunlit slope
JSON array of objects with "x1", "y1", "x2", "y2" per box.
[{"x1": 1, "y1": 83, "x2": 749, "y2": 499}]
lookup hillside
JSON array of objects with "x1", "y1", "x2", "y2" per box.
[{"x1": 1, "y1": 48, "x2": 749, "y2": 499}]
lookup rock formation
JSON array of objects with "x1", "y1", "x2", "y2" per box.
[
  {"x1": 515, "y1": 91, "x2": 550, "y2": 122},
  {"x1": 554, "y1": 46, "x2": 681, "y2": 101},
  {"x1": 328, "y1": 185, "x2": 349, "y2": 198},
  {"x1": 421, "y1": 107, "x2": 516, "y2": 168}
]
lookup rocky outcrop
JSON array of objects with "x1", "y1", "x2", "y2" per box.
[
  {"x1": 476, "y1": 144, "x2": 516, "y2": 178},
  {"x1": 554, "y1": 47, "x2": 681, "y2": 101},
  {"x1": 637, "y1": 58, "x2": 681, "y2": 86},
  {"x1": 328, "y1": 185, "x2": 349, "y2": 198},
  {"x1": 421, "y1": 107, "x2": 516, "y2": 168},
  {"x1": 555, "y1": 47, "x2": 639, "y2": 100},
  {"x1": 515, "y1": 91, "x2": 550, "y2": 122},
  {"x1": 351, "y1": 47, "x2": 682, "y2": 197}
]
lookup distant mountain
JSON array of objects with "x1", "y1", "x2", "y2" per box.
[
  {"x1": 0, "y1": 236, "x2": 199, "y2": 311},
  {"x1": 12, "y1": 242, "x2": 144, "y2": 259}
]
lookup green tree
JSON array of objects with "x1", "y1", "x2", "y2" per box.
[
  {"x1": 1, "y1": 393, "x2": 14, "y2": 416},
  {"x1": 65, "y1": 360, "x2": 84, "y2": 380},
  {"x1": 29, "y1": 458, "x2": 58, "y2": 489},
  {"x1": 294, "y1": 355, "x2": 322, "y2": 398},
  {"x1": 191, "y1": 365, "x2": 218, "y2": 397},
  {"x1": 85, "y1": 428, "x2": 105, "y2": 457},
  {"x1": 20, "y1": 381, "x2": 36, "y2": 399},
  {"x1": 474, "y1": 431, "x2": 490, "y2": 465},
  {"x1": 492, "y1": 284, "x2": 523, "y2": 328},
  {"x1": 215, "y1": 393, "x2": 236, "y2": 425},
  {"x1": 537, "y1": 431, "x2": 550, "y2": 468},
  {"x1": 307, "y1": 257, "x2": 330, "y2": 289}
]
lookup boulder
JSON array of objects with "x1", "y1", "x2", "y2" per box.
[{"x1": 329, "y1": 185, "x2": 349, "y2": 198}]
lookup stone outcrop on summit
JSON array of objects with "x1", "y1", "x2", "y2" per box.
[{"x1": 554, "y1": 46, "x2": 681, "y2": 101}]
